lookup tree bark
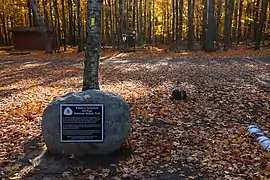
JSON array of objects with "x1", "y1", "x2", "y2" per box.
[
  {"x1": 187, "y1": 0, "x2": 194, "y2": 50},
  {"x1": 60, "y1": 0, "x2": 67, "y2": 51},
  {"x1": 76, "y1": 0, "x2": 83, "y2": 52},
  {"x1": 172, "y1": 0, "x2": 175, "y2": 42},
  {"x1": 179, "y1": 0, "x2": 183, "y2": 40},
  {"x1": 201, "y1": 0, "x2": 207, "y2": 50},
  {"x1": 53, "y1": 0, "x2": 61, "y2": 52},
  {"x1": 255, "y1": 0, "x2": 268, "y2": 49},
  {"x1": 216, "y1": 0, "x2": 222, "y2": 50},
  {"x1": 223, "y1": 0, "x2": 235, "y2": 50},
  {"x1": 148, "y1": 0, "x2": 152, "y2": 44},
  {"x1": 237, "y1": 0, "x2": 243, "y2": 44},
  {"x1": 68, "y1": 0, "x2": 75, "y2": 46},
  {"x1": 138, "y1": 0, "x2": 143, "y2": 45},
  {"x1": 29, "y1": 0, "x2": 53, "y2": 53},
  {"x1": 253, "y1": 0, "x2": 260, "y2": 43},
  {"x1": 232, "y1": 0, "x2": 238, "y2": 43},
  {"x1": 108, "y1": 0, "x2": 115, "y2": 48},
  {"x1": 27, "y1": 1, "x2": 33, "y2": 27},
  {"x1": 175, "y1": 0, "x2": 179, "y2": 41},
  {"x1": 205, "y1": 0, "x2": 215, "y2": 52},
  {"x1": 83, "y1": 0, "x2": 102, "y2": 90}
]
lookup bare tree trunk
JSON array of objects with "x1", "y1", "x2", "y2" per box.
[
  {"x1": 237, "y1": 0, "x2": 243, "y2": 44},
  {"x1": 253, "y1": 0, "x2": 260, "y2": 43},
  {"x1": 83, "y1": 0, "x2": 102, "y2": 90},
  {"x1": 201, "y1": 0, "x2": 207, "y2": 50},
  {"x1": 144, "y1": 0, "x2": 147, "y2": 44},
  {"x1": 179, "y1": 0, "x2": 183, "y2": 40},
  {"x1": 205, "y1": 0, "x2": 215, "y2": 52},
  {"x1": 175, "y1": 0, "x2": 179, "y2": 41},
  {"x1": 49, "y1": 0, "x2": 53, "y2": 25},
  {"x1": 216, "y1": 0, "x2": 222, "y2": 50},
  {"x1": 76, "y1": 0, "x2": 83, "y2": 52},
  {"x1": 148, "y1": 0, "x2": 152, "y2": 44},
  {"x1": 223, "y1": 0, "x2": 235, "y2": 50},
  {"x1": 68, "y1": 0, "x2": 75, "y2": 46},
  {"x1": 138, "y1": 0, "x2": 143, "y2": 45},
  {"x1": 27, "y1": 1, "x2": 33, "y2": 27},
  {"x1": 187, "y1": 0, "x2": 194, "y2": 50},
  {"x1": 60, "y1": 0, "x2": 67, "y2": 51},
  {"x1": 53, "y1": 0, "x2": 60, "y2": 52},
  {"x1": 172, "y1": 0, "x2": 175, "y2": 42},
  {"x1": 29, "y1": 0, "x2": 53, "y2": 53},
  {"x1": 244, "y1": 1, "x2": 250, "y2": 45},
  {"x1": 42, "y1": 0, "x2": 49, "y2": 26},
  {"x1": 108, "y1": 0, "x2": 115, "y2": 49},
  {"x1": 255, "y1": 0, "x2": 268, "y2": 49}
]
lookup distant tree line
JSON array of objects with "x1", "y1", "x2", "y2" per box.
[{"x1": 0, "y1": 0, "x2": 269, "y2": 52}]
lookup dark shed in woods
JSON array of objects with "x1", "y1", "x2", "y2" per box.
[{"x1": 9, "y1": 27, "x2": 56, "y2": 50}]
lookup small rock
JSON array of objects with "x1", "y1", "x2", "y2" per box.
[
  {"x1": 87, "y1": 175, "x2": 95, "y2": 180},
  {"x1": 62, "y1": 171, "x2": 71, "y2": 177},
  {"x1": 187, "y1": 156, "x2": 194, "y2": 162}
]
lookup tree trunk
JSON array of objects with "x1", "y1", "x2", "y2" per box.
[
  {"x1": 83, "y1": 0, "x2": 102, "y2": 90},
  {"x1": 49, "y1": 0, "x2": 53, "y2": 25},
  {"x1": 148, "y1": 0, "x2": 152, "y2": 44},
  {"x1": 152, "y1": 0, "x2": 155, "y2": 44},
  {"x1": 201, "y1": 0, "x2": 207, "y2": 50},
  {"x1": 237, "y1": 0, "x2": 243, "y2": 44},
  {"x1": 179, "y1": 0, "x2": 183, "y2": 40},
  {"x1": 253, "y1": 0, "x2": 260, "y2": 43},
  {"x1": 254, "y1": 0, "x2": 268, "y2": 49},
  {"x1": 68, "y1": 0, "x2": 75, "y2": 46},
  {"x1": 232, "y1": 0, "x2": 238, "y2": 43},
  {"x1": 119, "y1": 0, "x2": 125, "y2": 49},
  {"x1": 53, "y1": 0, "x2": 61, "y2": 52},
  {"x1": 138, "y1": 0, "x2": 143, "y2": 45},
  {"x1": 216, "y1": 0, "x2": 222, "y2": 50},
  {"x1": 60, "y1": 0, "x2": 67, "y2": 51},
  {"x1": 76, "y1": 0, "x2": 83, "y2": 52},
  {"x1": 29, "y1": 0, "x2": 53, "y2": 53},
  {"x1": 166, "y1": 2, "x2": 170, "y2": 43},
  {"x1": 223, "y1": 0, "x2": 235, "y2": 50},
  {"x1": 205, "y1": 0, "x2": 215, "y2": 52},
  {"x1": 244, "y1": 1, "x2": 250, "y2": 45},
  {"x1": 27, "y1": 1, "x2": 33, "y2": 27},
  {"x1": 144, "y1": 0, "x2": 147, "y2": 44},
  {"x1": 1, "y1": 13, "x2": 7, "y2": 45},
  {"x1": 108, "y1": 0, "x2": 115, "y2": 48},
  {"x1": 0, "y1": 24, "x2": 2, "y2": 46},
  {"x1": 187, "y1": 0, "x2": 194, "y2": 50},
  {"x1": 172, "y1": 0, "x2": 175, "y2": 42},
  {"x1": 132, "y1": 0, "x2": 137, "y2": 29},
  {"x1": 42, "y1": 0, "x2": 49, "y2": 26},
  {"x1": 175, "y1": 0, "x2": 179, "y2": 41}
]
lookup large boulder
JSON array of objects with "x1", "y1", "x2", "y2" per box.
[{"x1": 41, "y1": 90, "x2": 130, "y2": 156}]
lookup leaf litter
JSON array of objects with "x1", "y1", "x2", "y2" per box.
[{"x1": 0, "y1": 49, "x2": 269, "y2": 179}]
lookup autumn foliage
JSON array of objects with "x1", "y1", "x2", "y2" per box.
[{"x1": 0, "y1": 47, "x2": 269, "y2": 179}]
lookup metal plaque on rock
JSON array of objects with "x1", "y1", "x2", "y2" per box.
[{"x1": 60, "y1": 104, "x2": 104, "y2": 143}]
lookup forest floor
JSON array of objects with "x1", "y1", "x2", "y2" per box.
[{"x1": 0, "y1": 46, "x2": 270, "y2": 179}]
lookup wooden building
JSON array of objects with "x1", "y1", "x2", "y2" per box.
[{"x1": 9, "y1": 27, "x2": 56, "y2": 50}]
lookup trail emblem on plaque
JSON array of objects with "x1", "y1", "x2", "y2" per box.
[{"x1": 63, "y1": 107, "x2": 73, "y2": 116}]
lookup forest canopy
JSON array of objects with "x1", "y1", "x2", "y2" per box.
[{"x1": 0, "y1": 0, "x2": 269, "y2": 51}]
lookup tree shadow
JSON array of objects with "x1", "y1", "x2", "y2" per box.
[
  {"x1": 0, "y1": 59, "x2": 82, "y2": 98},
  {"x1": 13, "y1": 136, "x2": 133, "y2": 179}
]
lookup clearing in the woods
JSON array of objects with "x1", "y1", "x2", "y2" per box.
[{"x1": 0, "y1": 47, "x2": 270, "y2": 179}]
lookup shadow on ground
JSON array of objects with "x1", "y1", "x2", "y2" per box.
[{"x1": 16, "y1": 140, "x2": 133, "y2": 179}]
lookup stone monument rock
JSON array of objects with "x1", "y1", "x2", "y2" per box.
[{"x1": 41, "y1": 89, "x2": 130, "y2": 156}]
